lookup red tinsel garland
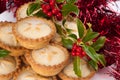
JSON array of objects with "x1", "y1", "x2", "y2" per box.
[
  {"x1": 0, "y1": 0, "x2": 120, "y2": 79},
  {"x1": 14, "y1": 0, "x2": 34, "y2": 7},
  {"x1": 76, "y1": 0, "x2": 120, "y2": 79},
  {"x1": 0, "y1": 0, "x2": 34, "y2": 13},
  {"x1": 0, "y1": 0, "x2": 7, "y2": 13}
]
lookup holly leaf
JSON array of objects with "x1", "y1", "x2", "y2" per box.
[
  {"x1": 96, "y1": 54, "x2": 106, "y2": 66},
  {"x1": 62, "y1": 4, "x2": 79, "y2": 17},
  {"x1": 62, "y1": 38, "x2": 73, "y2": 49},
  {"x1": 62, "y1": 19, "x2": 66, "y2": 26},
  {"x1": 81, "y1": 44, "x2": 98, "y2": 63},
  {"x1": 73, "y1": 56, "x2": 81, "y2": 77},
  {"x1": 55, "y1": 24, "x2": 63, "y2": 35},
  {"x1": 66, "y1": 28, "x2": 73, "y2": 34},
  {"x1": 92, "y1": 36, "x2": 106, "y2": 51},
  {"x1": 0, "y1": 50, "x2": 10, "y2": 57},
  {"x1": 66, "y1": 0, "x2": 77, "y2": 4},
  {"x1": 88, "y1": 60, "x2": 98, "y2": 70},
  {"x1": 76, "y1": 18, "x2": 85, "y2": 38},
  {"x1": 82, "y1": 28, "x2": 99, "y2": 43},
  {"x1": 56, "y1": 0, "x2": 65, "y2": 3},
  {"x1": 68, "y1": 34, "x2": 77, "y2": 40},
  {"x1": 27, "y1": 2, "x2": 40, "y2": 16}
]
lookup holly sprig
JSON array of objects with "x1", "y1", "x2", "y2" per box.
[
  {"x1": 55, "y1": 18, "x2": 106, "y2": 77},
  {"x1": 26, "y1": 0, "x2": 79, "y2": 20}
]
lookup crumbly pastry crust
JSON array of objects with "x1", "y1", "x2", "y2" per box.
[
  {"x1": 13, "y1": 17, "x2": 56, "y2": 49},
  {"x1": 58, "y1": 61, "x2": 95, "y2": 80},
  {"x1": 20, "y1": 55, "x2": 30, "y2": 66},
  {"x1": 16, "y1": 2, "x2": 33, "y2": 20},
  {"x1": 0, "y1": 22, "x2": 27, "y2": 56},
  {"x1": 25, "y1": 44, "x2": 70, "y2": 76},
  {"x1": 13, "y1": 66, "x2": 57, "y2": 80},
  {"x1": 58, "y1": 71, "x2": 95, "y2": 80},
  {"x1": 50, "y1": 33, "x2": 62, "y2": 45},
  {"x1": 0, "y1": 56, "x2": 21, "y2": 80}
]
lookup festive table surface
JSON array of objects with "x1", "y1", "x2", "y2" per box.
[{"x1": 0, "y1": 9, "x2": 116, "y2": 80}]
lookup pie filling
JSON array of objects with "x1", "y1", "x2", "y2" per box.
[
  {"x1": 17, "y1": 19, "x2": 51, "y2": 39},
  {"x1": 0, "y1": 26, "x2": 18, "y2": 46},
  {"x1": 0, "y1": 56, "x2": 16, "y2": 75},
  {"x1": 18, "y1": 3, "x2": 29, "y2": 19},
  {"x1": 65, "y1": 21, "x2": 79, "y2": 38},
  {"x1": 32, "y1": 45, "x2": 66, "y2": 66}
]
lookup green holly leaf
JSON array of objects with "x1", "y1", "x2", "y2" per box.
[
  {"x1": 66, "y1": 0, "x2": 77, "y2": 4},
  {"x1": 68, "y1": 34, "x2": 77, "y2": 40},
  {"x1": 55, "y1": 24, "x2": 63, "y2": 35},
  {"x1": 62, "y1": 4, "x2": 79, "y2": 17},
  {"x1": 66, "y1": 28, "x2": 73, "y2": 34},
  {"x1": 62, "y1": 38, "x2": 73, "y2": 49},
  {"x1": 82, "y1": 28, "x2": 99, "y2": 43},
  {"x1": 0, "y1": 50, "x2": 10, "y2": 57},
  {"x1": 27, "y1": 2, "x2": 40, "y2": 16},
  {"x1": 62, "y1": 19, "x2": 66, "y2": 26},
  {"x1": 92, "y1": 36, "x2": 106, "y2": 51},
  {"x1": 33, "y1": 10, "x2": 49, "y2": 18},
  {"x1": 76, "y1": 18, "x2": 85, "y2": 38},
  {"x1": 56, "y1": 0, "x2": 65, "y2": 3},
  {"x1": 81, "y1": 44, "x2": 98, "y2": 63},
  {"x1": 88, "y1": 60, "x2": 98, "y2": 70},
  {"x1": 73, "y1": 56, "x2": 81, "y2": 77},
  {"x1": 96, "y1": 54, "x2": 106, "y2": 66}
]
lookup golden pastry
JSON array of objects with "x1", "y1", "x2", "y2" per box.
[
  {"x1": 16, "y1": 2, "x2": 33, "y2": 20},
  {"x1": 25, "y1": 44, "x2": 69, "y2": 76},
  {"x1": 13, "y1": 66, "x2": 56, "y2": 80},
  {"x1": 0, "y1": 22, "x2": 26, "y2": 56},
  {"x1": 13, "y1": 17, "x2": 56, "y2": 49},
  {"x1": 58, "y1": 59, "x2": 95, "y2": 80},
  {"x1": 0, "y1": 55, "x2": 20, "y2": 80}
]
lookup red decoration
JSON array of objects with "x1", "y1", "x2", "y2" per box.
[
  {"x1": 14, "y1": 0, "x2": 34, "y2": 8},
  {"x1": 76, "y1": 0, "x2": 120, "y2": 79},
  {"x1": 0, "y1": 0, "x2": 34, "y2": 13},
  {"x1": 72, "y1": 43, "x2": 86, "y2": 58},
  {"x1": 0, "y1": 0, "x2": 7, "y2": 13},
  {"x1": 41, "y1": 0, "x2": 62, "y2": 20}
]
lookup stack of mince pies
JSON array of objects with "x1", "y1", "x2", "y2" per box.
[{"x1": 0, "y1": 2, "x2": 95, "y2": 80}]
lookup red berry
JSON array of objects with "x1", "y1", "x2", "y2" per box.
[
  {"x1": 57, "y1": 3, "x2": 63, "y2": 9},
  {"x1": 52, "y1": 8, "x2": 59, "y2": 15},
  {"x1": 56, "y1": 12, "x2": 62, "y2": 20},
  {"x1": 43, "y1": 9, "x2": 48, "y2": 14},
  {"x1": 47, "y1": 12, "x2": 52, "y2": 17},
  {"x1": 42, "y1": 4, "x2": 51, "y2": 11},
  {"x1": 72, "y1": 52, "x2": 76, "y2": 56},
  {"x1": 46, "y1": 4, "x2": 51, "y2": 10},
  {"x1": 41, "y1": 4, "x2": 46, "y2": 9},
  {"x1": 77, "y1": 38, "x2": 81, "y2": 42},
  {"x1": 50, "y1": 0, "x2": 55, "y2": 7}
]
